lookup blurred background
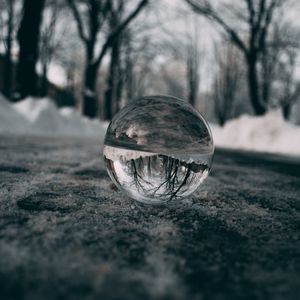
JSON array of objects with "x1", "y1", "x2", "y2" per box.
[{"x1": 0, "y1": 0, "x2": 300, "y2": 155}]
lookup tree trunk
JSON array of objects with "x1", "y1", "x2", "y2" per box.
[
  {"x1": 17, "y1": 0, "x2": 45, "y2": 99},
  {"x1": 282, "y1": 103, "x2": 291, "y2": 121},
  {"x1": 4, "y1": 37, "x2": 13, "y2": 100},
  {"x1": 187, "y1": 56, "x2": 198, "y2": 108},
  {"x1": 40, "y1": 63, "x2": 48, "y2": 97},
  {"x1": 104, "y1": 39, "x2": 122, "y2": 120},
  {"x1": 124, "y1": 34, "x2": 134, "y2": 102},
  {"x1": 214, "y1": 94, "x2": 226, "y2": 127},
  {"x1": 247, "y1": 55, "x2": 266, "y2": 115},
  {"x1": 218, "y1": 115, "x2": 225, "y2": 127},
  {"x1": 188, "y1": 81, "x2": 197, "y2": 108},
  {"x1": 3, "y1": 0, "x2": 14, "y2": 100},
  {"x1": 261, "y1": 50, "x2": 272, "y2": 108},
  {"x1": 115, "y1": 67, "x2": 123, "y2": 113},
  {"x1": 262, "y1": 78, "x2": 270, "y2": 108},
  {"x1": 83, "y1": 63, "x2": 98, "y2": 118},
  {"x1": 125, "y1": 59, "x2": 134, "y2": 102}
]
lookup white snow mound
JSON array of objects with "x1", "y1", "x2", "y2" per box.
[
  {"x1": 12, "y1": 97, "x2": 107, "y2": 137},
  {"x1": 0, "y1": 94, "x2": 31, "y2": 134},
  {"x1": 14, "y1": 97, "x2": 67, "y2": 134},
  {"x1": 1, "y1": 94, "x2": 300, "y2": 156},
  {"x1": 211, "y1": 110, "x2": 300, "y2": 156}
]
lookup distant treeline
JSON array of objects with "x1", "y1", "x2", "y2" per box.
[{"x1": 0, "y1": 0, "x2": 299, "y2": 124}]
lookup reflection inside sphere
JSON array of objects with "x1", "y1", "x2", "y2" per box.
[{"x1": 103, "y1": 95, "x2": 214, "y2": 204}]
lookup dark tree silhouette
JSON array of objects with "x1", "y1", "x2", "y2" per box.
[
  {"x1": 17, "y1": 0, "x2": 45, "y2": 99},
  {"x1": 104, "y1": 1, "x2": 125, "y2": 120},
  {"x1": 104, "y1": 36, "x2": 124, "y2": 119},
  {"x1": 122, "y1": 32, "x2": 158, "y2": 103},
  {"x1": 278, "y1": 49, "x2": 300, "y2": 120},
  {"x1": 67, "y1": 0, "x2": 148, "y2": 118},
  {"x1": 39, "y1": 3, "x2": 61, "y2": 97},
  {"x1": 213, "y1": 42, "x2": 241, "y2": 126},
  {"x1": 258, "y1": 21, "x2": 300, "y2": 120},
  {"x1": 158, "y1": 13, "x2": 202, "y2": 108},
  {"x1": 185, "y1": 0, "x2": 286, "y2": 115},
  {"x1": 3, "y1": 0, "x2": 14, "y2": 99},
  {"x1": 186, "y1": 28, "x2": 200, "y2": 108},
  {"x1": 0, "y1": 0, "x2": 19, "y2": 100}
]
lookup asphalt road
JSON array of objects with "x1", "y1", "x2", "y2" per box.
[{"x1": 0, "y1": 135, "x2": 300, "y2": 300}]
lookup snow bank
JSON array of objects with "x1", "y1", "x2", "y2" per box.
[
  {"x1": 13, "y1": 97, "x2": 67, "y2": 134},
  {"x1": 59, "y1": 106, "x2": 108, "y2": 137},
  {"x1": 211, "y1": 110, "x2": 300, "y2": 156},
  {"x1": 11, "y1": 96, "x2": 107, "y2": 138},
  {"x1": 1, "y1": 94, "x2": 300, "y2": 156},
  {"x1": 0, "y1": 94, "x2": 31, "y2": 134}
]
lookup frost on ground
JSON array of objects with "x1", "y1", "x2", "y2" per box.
[
  {"x1": 0, "y1": 135, "x2": 300, "y2": 300},
  {"x1": 0, "y1": 94, "x2": 300, "y2": 156}
]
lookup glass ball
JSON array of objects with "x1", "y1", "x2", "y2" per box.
[{"x1": 103, "y1": 95, "x2": 214, "y2": 204}]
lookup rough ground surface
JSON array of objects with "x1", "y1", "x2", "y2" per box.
[{"x1": 0, "y1": 135, "x2": 300, "y2": 300}]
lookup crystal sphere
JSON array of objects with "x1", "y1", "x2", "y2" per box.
[{"x1": 103, "y1": 95, "x2": 214, "y2": 204}]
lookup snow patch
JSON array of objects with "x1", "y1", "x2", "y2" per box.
[
  {"x1": 0, "y1": 94, "x2": 31, "y2": 134},
  {"x1": 14, "y1": 98, "x2": 65, "y2": 133},
  {"x1": 10, "y1": 96, "x2": 107, "y2": 138},
  {"x1": 1, "y1": 94, "x2": 300, "y2": 156},
  {"x1": 103, "y1": 145, "x2": 156, "y2": 161},
  {"x1": 211, "y1": 110, "x2": 300, "y2": 156}
]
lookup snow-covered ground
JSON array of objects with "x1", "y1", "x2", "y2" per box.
[
  {"x1": 0, "y1": 94, "x2": 299, "y2": 156},
  {"x1": 0, "y1": 94, "x2": 31, "y2": 134},
  {"x1": 210, "y1": 110, "x2": 300, "y2": 156},
  {"x1": 0, "y1": 94, "x2": 107, "y2": 138}
]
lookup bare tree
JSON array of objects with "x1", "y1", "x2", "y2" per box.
[
  {"x1": 120, "y1": 5, "x2": 167, "y2": 104},
  {"x1": 259, "y1": 27, "x2": 281, "y2": 107},
  {"x1": 258, "y1": 19, "x2": 296, "y2": 109},
  {"x1": 213, "y1": 41, "x2": 241, "y2": 126},
  {"x1": 53, "y1": 11, "x2": 85, "y2": 107},
  {"x1": 66, "y1": 0, "x2": 148, "y2": 118},
  {"x1": 161, "y1": 60, "x2": 186, "y2": 99},
  {"x1": 185, "y1": 0, "x2": 287, "y2": 115},
  {"x1": 158, "y1": 18, "x2": 202, "y2": 106},
  {"x1": 278, "y1": 48, "x2": 300, "y2": 120},
  {"x1": 17, "y1": 0, "x2": 45, "y2": 99},
  {"x1": 39, "y1": 3, "x2": 62, "y2": 96},
  {"x1": 3, "y1": 0, "x2": 14, "y2": 99},
  {"x1": 104, "y1": 1, "x2": 125, "y2": 120},
  {"x1": 123, "y1": 29, "x2": 135, "y2": 102},
  {"x1": 186, "y1": 20, "x2": 200, "y2": 107},
  {"x1": 0, "y1": 0, "x2": 20, "y2": 99},
  {"x1": 60, "y1": 49, "x2": 82, "y2": 102},
  {"x1": 123, "y1": 33, "x2": 159, "y2": 101},
  {"x1": 253, "y1": 17, "x2": 300, "y2": 120}
]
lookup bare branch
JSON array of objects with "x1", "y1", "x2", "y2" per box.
[
  {"x1": 185, "y1": 0, "x2": 248, "y2": 55},
  {"x1": 256, "y1": 0, "x2": 267, "y2": 29},
  {"x1": 244, "y1": 0, "x2": 255, "y2": 25},
  {"x1": 66, "y1": 0, "x2": 88, "y2": 43},
  {"x1": 258, "y1": 0, "x2": 283, "y2": 51},
  {"x1": 95, "y1": 0, "x2": 148, "y2": 67}
]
